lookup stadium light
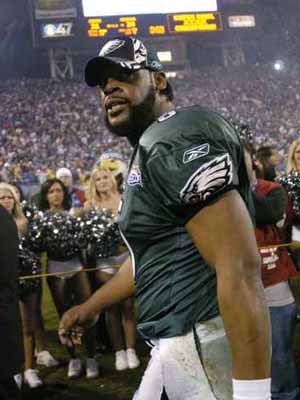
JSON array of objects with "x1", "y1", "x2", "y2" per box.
[
  {"x1": 157, "y1": 51, "x2": 172, "y2": 62},
  {"x1": 273, "y1": 60, "x2": 285, "y2": 72}
]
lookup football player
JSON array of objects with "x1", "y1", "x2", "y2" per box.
[{"x1": 59, "y1": 37, "x2": 271, "y2": 400}]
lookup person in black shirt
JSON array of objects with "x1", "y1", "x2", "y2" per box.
[{"x1": 0, "y1": 205, "x2": 24, "y2": 399}]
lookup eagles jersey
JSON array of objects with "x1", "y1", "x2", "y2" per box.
[{"x1": 118, "y1": 106, "x2": 254, "y2": 340}]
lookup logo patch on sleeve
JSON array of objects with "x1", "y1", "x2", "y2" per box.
[
  {"x1": 183, "y1": 143, "x2": 210, "y2": 164},
  {"x1": 180, "y1": 153, "x2": 233, "y2": 204},
  {"x1": 127, "y1": 165, "x2": 143, "y2": 187}
]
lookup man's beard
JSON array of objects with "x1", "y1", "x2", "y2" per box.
[{"x1": 104, "y1": 85, "x2": 156, "y2": 146}]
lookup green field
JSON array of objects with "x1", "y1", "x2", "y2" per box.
[{"x1": 22, "y1": 279, "x2": 148, "y2": 400}]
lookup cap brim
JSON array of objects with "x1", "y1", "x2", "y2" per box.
[{"x1": 85, "y1": 56, "x2": 140, "y2": 87}]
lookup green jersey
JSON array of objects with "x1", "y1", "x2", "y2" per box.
[{"x1": 118, "y1": 106, "x2": 253, "y2": 340}]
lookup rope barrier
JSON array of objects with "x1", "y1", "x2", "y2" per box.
[
  {"x1": 259, "y1": 241, "x2": 300, "y2": 250},
  {"x1": 18, "y1": 264, "x2": 121, "y2": 280},
  {"x1": 18, "y1": 241, "x2": 300, "y2": 280}
]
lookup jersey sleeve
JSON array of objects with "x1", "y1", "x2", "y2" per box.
[{"x1": 145, "y1": 118, "x2": 241, "y2": 225}]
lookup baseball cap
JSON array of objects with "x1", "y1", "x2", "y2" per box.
[
  {"x1": 85, "y1": 37, "x2": 164, "y2": 87},
  {"x1": 56, "y1": 167, "x2": 72, "y2": 178}
]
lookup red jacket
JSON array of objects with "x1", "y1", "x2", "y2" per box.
[{"x1": 255, "y1": 179, "x2": 298, "y2": 287}]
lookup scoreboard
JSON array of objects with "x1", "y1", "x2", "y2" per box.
[
  {"x1": 86, "y1": 13, "x2": 222, "y2": 38},
  {"x1": 30, "y1": 0, "x2": 223, "y2": 48}
]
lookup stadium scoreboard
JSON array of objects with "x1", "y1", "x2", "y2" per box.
[
  {"x1": 30, "y1": 0, "x2": 223, "y2": 48},
  {"x1": 86, "y1": 13, "x2": 222, "y2": 38}
]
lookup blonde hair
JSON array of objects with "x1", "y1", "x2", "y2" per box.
[
  {"x1": 85, "y1": 166, "x2": 118, "y2": 208},
  {"x1": 286, "y1": 140, "x2": 300, "y2": 173},
  {"x1": 0, "y1": 182, "x2": 27, "y2": 235}
]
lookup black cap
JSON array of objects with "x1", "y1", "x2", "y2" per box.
[{"x1": 85, "y1": 37, "x2": 164, "y2": 87}]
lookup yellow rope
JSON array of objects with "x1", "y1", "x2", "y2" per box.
[
  {"x1": 18, "y1": 241, "x2": 300, "y2": 280},
  {"x1": 259, "y1": 242, "x2": 300, "y2": 249},
  {"x1": 18, "y1": 265, "x2": 120, "y2": 280}
]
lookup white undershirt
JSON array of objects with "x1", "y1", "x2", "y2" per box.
[{"x1": 264, "y1": 281, "x2": 294, "y2": 307}]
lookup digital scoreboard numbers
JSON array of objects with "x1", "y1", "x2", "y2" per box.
[
  {"x1": 88, "y1": 17, "x2": 138, "y2": 37},
  {"x1": 168, "y1": 13, "x2": 222, "y2": 33},
  {"x1": 87, "y1": 12, "x2": 222, "y2": 38}
]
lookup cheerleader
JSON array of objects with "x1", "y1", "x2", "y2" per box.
[
  {"x1": 85, "y1": 167, "x2": 140, "y2": 371},
  {"x1": 286, "y1": 140, "x2": 300, "y2": 174},
  {"x1": 38, "y1": 178, "x2": 98, "y2": 379},
  {"x1": 10, "y1": 182, "x2": 59, "y2": 371}
]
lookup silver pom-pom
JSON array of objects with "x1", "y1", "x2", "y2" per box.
[
  {"x1": 18, "y1": 239, "x2": 41, "y2": 299},
  {"x1": 277, "y1": 172, "x2": 300, "y2": 218},
  {"x1": 27, "y1": 211, "x2": 80, "y2": 261},
  {"x1": 21, "y1": 200, "x2": 38, "y2": 223},
  {"x1": 78, "y1": 208, "x2": 121, "y2": 265}
]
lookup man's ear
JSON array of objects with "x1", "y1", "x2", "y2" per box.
[{"x1": 153, "y1": 72, "x2": 168, "y2": 92}]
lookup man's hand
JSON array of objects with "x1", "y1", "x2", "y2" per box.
[
  {"x1": 58, "y1": 304, "x2": 98, "y2": 346},
  {"x1": 58, "y1": 257, "x2": 134, "y2": 347}
]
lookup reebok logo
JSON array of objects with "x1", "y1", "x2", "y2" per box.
[{"x1": 183, "y1": 144, "x2": 210, "y2": 164}]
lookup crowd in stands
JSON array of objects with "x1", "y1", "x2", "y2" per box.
[
  {"x1": 0, "y1": 79, "x2": 130, "y2": 186},
  {"x1": 175, "y1": 64, "x2": 300, "y2": 157},
  {"x1": 1, "y1": 64, "x2": 300, "y2": 187}
]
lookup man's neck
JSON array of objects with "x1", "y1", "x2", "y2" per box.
[{"x1": 128, "y1": 100, "x2": 175, "y2": 147}]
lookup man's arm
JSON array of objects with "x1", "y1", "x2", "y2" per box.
[
  {"x1": 186, "y1": 190, "x2": 271, "y2": 380},
  {"x1": 59, "y1": 257, "x2": 134, "y2": 345}
]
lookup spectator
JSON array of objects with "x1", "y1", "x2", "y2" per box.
[
  {"x1": 256, "y1": 145, "x2": 283, "y2": 181},
  {"x1": 56, "y1": 167, "x2": 86, "y2": 209},
  {"x1": 244, "y1": 146, "x2": 299, "y2": 400},
  {"x1": 286, "y1": 140, "x2": 300, "y2": 173}
]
